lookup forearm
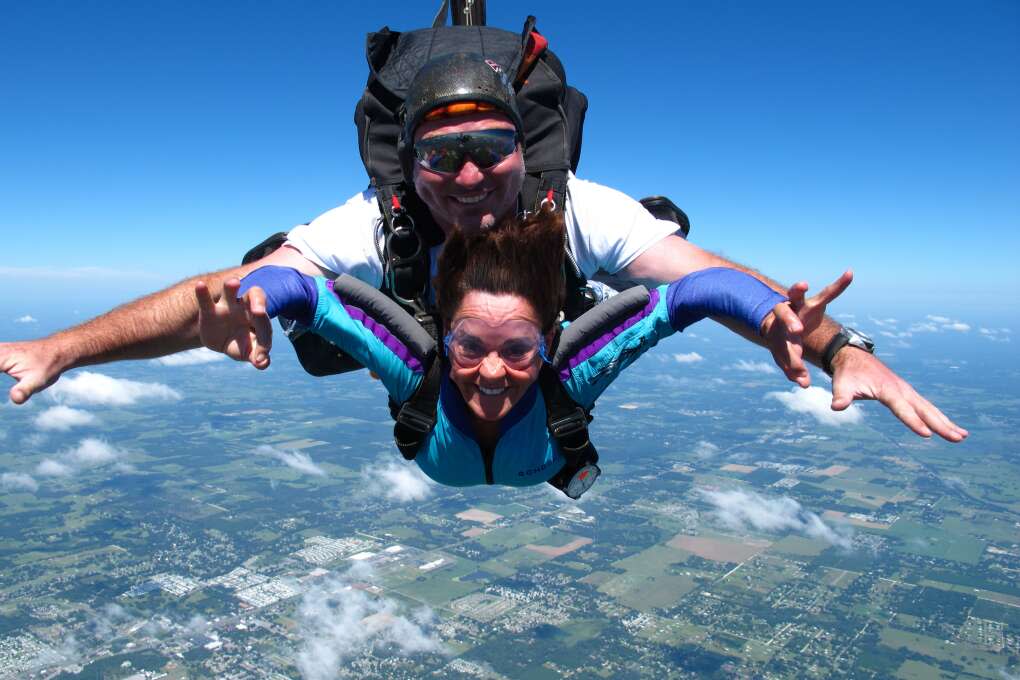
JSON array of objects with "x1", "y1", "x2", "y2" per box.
[
  {"x1": 49, "y1": 244, "x2": 331, "y2": 372},
  {"x1": 47, "y1": 267, "x2": 245, "y2": 371},
  {"x1": 666, "y1": 268, "x2": 786, "y2": 334},
  {"x1": 625, "y1": 235, "x2": 841, "y2": 363}
]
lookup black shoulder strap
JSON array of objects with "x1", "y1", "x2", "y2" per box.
[
  {"x1": 392, "y1": 352, "x2": 443, "y2": 460},
  {"x1": 538, "y1": 363, "x2": 599, "y2": 489}
]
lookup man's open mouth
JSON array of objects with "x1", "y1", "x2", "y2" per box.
[{"x1": 452, "y1": 192, "x2": 489, "y2": 205}]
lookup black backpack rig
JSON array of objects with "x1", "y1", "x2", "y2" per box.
[{"x1": 241, "y1": 3, "x2": 691, "y2": 498}]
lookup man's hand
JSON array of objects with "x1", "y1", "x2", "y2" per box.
[
  {"x1": 830, "y1": 348, "x2": 969, "y2": 442},
  {"x1": 762, "y1": 270, "x2": 854, "y2": 388},
  {"x1": 0, "y1": 339, "x2": 66, "y2": 404},
  {"x1": 195, "y1": 278, "x2": 273, "y2": 370}
]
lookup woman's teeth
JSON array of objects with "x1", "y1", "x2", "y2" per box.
[
  {"x1": 479, "y1": 386, "x2": 506, "y2": 396},
  {"x1": 453, "y1": 193, "x2": 487, "y2": 204}
]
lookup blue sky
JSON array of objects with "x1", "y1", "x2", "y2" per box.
[{"x1": 1, "y1": 0, "x2": 1017, "y2": 323}]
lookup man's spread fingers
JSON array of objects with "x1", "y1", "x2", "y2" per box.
[
  {"x1": 887, "y1": 397, "x2": 933, "y2": 438},
  {"x1": 919, "y1": 401, "x2": 968, "y2": 442},
  {"x1": 818, "y1": 270, "x2": 853, "y2": 303},
  {"x1": 195, "y1": 281, "x2": 217, "y2": 317},
  {"x1": 252, "y1": 315, "x2": 273, "y2": 356},
  {"x1": 245, "y1": 287, "x2": 267, "y2": 317},
  {"x1": 779, "y1": 304, "x2": 804, "y2": 335},
  {"x1": 223, "y1": 279, "x2": 244, "y2": 313},
  {"x1": 9, "y1": 385, "x2": 28, "y2": 405},
  {"x1": 786, "y1": 282, "x2": 808, "y2": 309},
  {"x1": 9, "y1": 375, "x2": 41, "y2": 405}
]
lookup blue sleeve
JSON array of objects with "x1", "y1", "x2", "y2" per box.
[
  {"x1": 308, "y1": 279, "x2": 423, "y2": 404},
  {"x1": 666, "y1": 267, "x2": 787, "y2": 334},
  {"x1": 238, "y1": 266, "x2": 318, "y2": 326},
  {"x1": 561, "y1": 287, "x2": 674, "y2": 407},
  {"x1": 562, "y1": 270, "x2": 786, "y2": 408}
]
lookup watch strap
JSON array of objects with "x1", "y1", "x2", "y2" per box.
[{"x1": 821, "y1": 330, "x2": 851, "y2": 377}]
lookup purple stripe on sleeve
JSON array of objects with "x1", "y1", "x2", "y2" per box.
[
  {"x1": 559, "y1": 288, "x2": 661, "y2": 380},
  {"x1": 326, "y1": 281, "x2": 424, "y2": 374}
]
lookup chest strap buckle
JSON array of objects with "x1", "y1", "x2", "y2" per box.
[{"x1": 548, "y1": 407, "x2": 591, "y2": 452}]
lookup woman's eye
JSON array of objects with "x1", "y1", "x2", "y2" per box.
[
  {"x1": 460, "y1": 339, "x2": 486, "y2": 357},
  {"x1": 502, "y1": 342, "x2": 532, "y2": 361}
]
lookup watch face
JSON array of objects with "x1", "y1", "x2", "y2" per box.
[
  {"x1": 845, "y1": 327, "x2": 875, "y2": 352},
  {"x1": 566, "y1": 464, "x2": 601, "y2": 499}
]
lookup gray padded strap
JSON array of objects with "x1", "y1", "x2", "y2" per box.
[
  {"x1": 332, "y1": 274, "x2": 437, "y2": 360},
  {"x1": 552, "y1": 286, "x2": 651, "y2": 368}
]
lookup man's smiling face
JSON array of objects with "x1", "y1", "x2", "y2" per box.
[{"x1": 411, "y1": 111, "x2": 524, "y2": 233}]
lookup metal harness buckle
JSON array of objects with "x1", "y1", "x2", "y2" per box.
[
  {"x1": 395, "y1": 403, "x2": 436, "y2": 437},
  {"x1": 549, "y1": 407, "x2": 589, "y2": 440}
]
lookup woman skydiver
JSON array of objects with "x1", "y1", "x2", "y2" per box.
[{"x1": 196, "y1": 207, "x2": 849, "y2": 498}]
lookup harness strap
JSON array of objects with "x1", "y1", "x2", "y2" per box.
[
  {"x1": 393, "y1": 352, "x2": 443, "y2": 460},
  {"x1": 377, "y1": 187, "x2": 428, "y2": 308},
  {"x1": 537, "y1": 362, "x2": 599, "y2": 494}
]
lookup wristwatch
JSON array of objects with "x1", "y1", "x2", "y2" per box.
[{"x1": 821, "y1": 326, "x2": 875, "y2": 376}]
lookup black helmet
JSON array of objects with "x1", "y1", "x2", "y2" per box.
[{"x1": 398, "y1": 52, "x2": 524, "y2": 179}]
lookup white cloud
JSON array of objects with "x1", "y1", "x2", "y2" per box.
[
  {"x1": 255, "y1": 445, "x2": 326, "y2": 477},
  {"x1": 296, "y1": 576, "x2": 443, "y2": 680},
  {"x1": 91, "y1": 603, "x2": 132, "y2": 641},
  {"x1": 766, "y1": 386, "x2": 863, "y2": 427},
  {"x1": 34, "y1": 406, "x2": 97, "y2": 431},
  {"x1": 152, "y1": 348, "x2": 226, "y2": 367},
  {"x1": 979, "y1": 327, "x2": 1012, "y2": 343},
  {"x1": 14, "y1": 315, "x2": 37, "y2": 324},
  {"x1": 34, "y1": 438, "x2": 126, "y2": 479},
  {"x1": 1, "y1": 472, "x2": 38, "y2": 492},
  {"x1": 699, "y1": 487, "x2": 851, "y2": 549},
  {"x1": 693, "y1": 440, "x2": 719, "y2": 459},
  {"x1": 672, "y1": 352, "x2": 704, "y2": 364},
  {"x1": 868, "y1": 317, "x2": 898, "y2": 328},
  {"x1": 728, "y1": 359, "x2": 776, "y2": 374},
  {"x1": 183, "y1": 614, "x2": 211, "y2": 637},
  {"x1": 36, "y1": 458, "x2": 73, "y2": 477},
  {"x1": 25, "y1": 634, "x2": 82, "y2": 674},
  {"x1": 47, "y1": 371, "x2": 181, "y2": 406},
  {"x1": 67, "y1": 438, "x2": 121, "y2": 467},
  {"x1": 911, "y1": 315, "x2": 971, "y2": 334},
  {"x1": 361, "y1": 459, "x2": 434, "y2": 502}
]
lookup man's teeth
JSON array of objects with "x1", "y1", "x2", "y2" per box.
[
  {"x1": 479, "y1": 386, "x2": 506, "y2": 396},
  {"x1": 453, "y1": 193, "x2": 487, "y2": 204}
]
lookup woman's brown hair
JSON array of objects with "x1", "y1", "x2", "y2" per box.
[{"x1": 434, "y1": 207, "x2": 566, "y2": 332}]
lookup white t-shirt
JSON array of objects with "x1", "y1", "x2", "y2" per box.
[{"x1": 285, "y1": 174, "x2": 678, "y2": 287}]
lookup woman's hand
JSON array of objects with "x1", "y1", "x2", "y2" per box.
[
  {"x1": 194, "y1": 277, "x2": 273, "y2": 370},
  {"x1": 761, "y1": 270, "x2": 854, "y2": 388}
]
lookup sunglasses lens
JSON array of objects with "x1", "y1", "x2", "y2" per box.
[
  {"x1": 418, "y1": 146, "x2": 462, "y2": 173},
  {"x1": 414, "y1": 130, "x2": 517, "y2": 174}
]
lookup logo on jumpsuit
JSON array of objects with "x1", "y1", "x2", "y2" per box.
[{"x1": 519, "y1": 460, "x2": 552, "y2": 477}]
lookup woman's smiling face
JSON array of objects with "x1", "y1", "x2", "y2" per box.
[{"x1": 446, "y1": 290, "x2": 549, "y2": 423}]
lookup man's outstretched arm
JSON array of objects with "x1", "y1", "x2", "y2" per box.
[
  {"x1": 622, "y1": 233, "x2": 968, "y2": 443},
  {"x1": 0, "y1": 246, "x2": 327, "y2": 404}
]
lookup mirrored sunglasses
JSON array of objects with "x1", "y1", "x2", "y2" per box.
[{"x1": 413, "y1": 129, "x2": 519, "y2": 175}]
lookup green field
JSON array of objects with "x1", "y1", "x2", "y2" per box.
[
  {"x1": 878, "y1": 628, "x2": 1007, "y2": 679},
  {"x1": 887, "y1": 520, "x2": 986, "y2": 564}
]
